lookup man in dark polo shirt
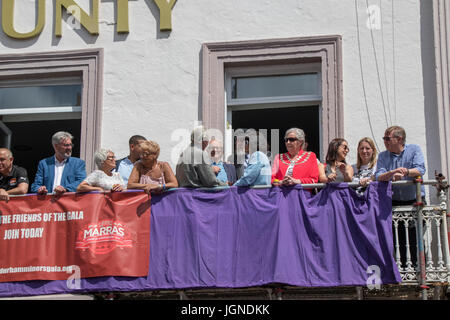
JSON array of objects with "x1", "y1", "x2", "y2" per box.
[{"x1": 0, "y1": 148, "x2": 29, "y2": 201}]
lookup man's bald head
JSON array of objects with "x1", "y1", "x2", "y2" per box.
[{"x1": 0, "y1": 148, "x2": 14, "y2": 176}]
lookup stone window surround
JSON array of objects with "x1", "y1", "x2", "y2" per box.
[
  {"x1": 201, "y1": 35, "x2": 343, "y2": 158},
  {"x1": 0, "y1": 48, "x2": 104, "y2": 173}
]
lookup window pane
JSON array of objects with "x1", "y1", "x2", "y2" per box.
[
  {"x1": 0, "y1": 85, "x2": 82, "y2": 109},
  {"x1": 232, "y1": 73, "x2": 319, "y2": 99}
]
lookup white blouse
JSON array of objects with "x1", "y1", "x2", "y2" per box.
[{"x1": 84, "y1": 170, "x2": 126, "y2": 191}]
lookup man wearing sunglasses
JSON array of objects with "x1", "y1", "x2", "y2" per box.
[
  {"x1": 31, "y1": 131, "x2": 86, "y2": 196},
  {"x1": 375, "y1": 126, "x2": 426, "y2": 199},
  {"x1": 375, "y1": 125, "x2": 426, "y2": 265}
]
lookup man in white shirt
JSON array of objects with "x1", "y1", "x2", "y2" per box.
[{"x1": 30, "y1": 131, "x2": 86, "y2": 195}]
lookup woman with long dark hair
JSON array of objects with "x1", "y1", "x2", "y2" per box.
[{"x1": 319, "y1": 138, "x2": 353, "y2": 183}]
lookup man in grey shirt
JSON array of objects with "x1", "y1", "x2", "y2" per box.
[{"x1": 176, "y1": 126, "x2": 227, "y2": 188}]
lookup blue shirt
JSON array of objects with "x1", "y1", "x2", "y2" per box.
[
  {"x1": 212, "y1": 161, "x2": 228, "y2": 183},
  {"x1": 234, "y1": 151, "x2": 271, "y2": 187},
  {"x1": 375, "y1": 144, "x2": 426, "y2": 201},
  {"x1": 117, "y1": 157, "x2": 134, "y2": 185}
]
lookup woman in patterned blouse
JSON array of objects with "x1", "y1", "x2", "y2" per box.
[
  {"x1": 351, "y1": 137, "x2": 377, "y2": 187},
  {"x1": 271, "y1": 128, "x2": 319, "y2": 186}
]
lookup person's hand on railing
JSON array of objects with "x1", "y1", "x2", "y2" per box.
[
  {"x1": 359, "y1": 177, "x2": 371, "y2": 187},
  {"x1": 0, "y1": 188, "x2": 10, "y2": 202},
  {"x1": 111, "y1": 184, "x2": 124, "y2": 192},
  {"x1": 37, "y1": 186, "x2": 48, "y2": 195},
  {"x1": 282, "y1": 175, "x2": 300, "y2": 186},
  {"x1": 392, "y1": 172, "x2": 404, "y2": 181},
  {"x1": 142, "y1": 183, "x2": 164, "y2": 194},
  {"x1": 53, "y1": 185, "x2": 67, "y2": 196},
  {"x1": 327, "y1": 172, "x2": 337, "y2": 183},
  {"x1": 396, "y1": 167, "x2": 409, "y2": 177}
]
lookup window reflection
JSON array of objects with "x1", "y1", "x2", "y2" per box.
[
  {"x1": 231, "y1": 73, "x2": 318, "y2": 99},
  {"x1": 0, "y1": 85, "x2": 82, "y2": 109}
]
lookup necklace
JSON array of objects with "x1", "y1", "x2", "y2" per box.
[
  {"x1": 280, "y1": 151, "x2": 311, "y2": 166},
  {"x1": 142, "y1": 161, "x2": 158, "y2": 175},
  {"x1": 281, "y1": 151, "x2": 311, "y2": 177}
]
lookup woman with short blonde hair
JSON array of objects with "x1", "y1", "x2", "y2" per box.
[{"x1": 127, "y1": 140, "x2": 178, "y2": 193}]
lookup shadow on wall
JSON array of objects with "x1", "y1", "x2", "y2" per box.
[
  {"x1": 0, "y1": 1, "x2": 41, "y2": 49},
  {"x1": 144, "y1": 0, "x2": 171, "y2": 39},
  {"x1": 419, "y1": 1, "x2": 441, "y2": 182}
]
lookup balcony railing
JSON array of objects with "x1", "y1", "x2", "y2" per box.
[{"x1": 2, "y1": 178, "x2": 449, "y2": 300}]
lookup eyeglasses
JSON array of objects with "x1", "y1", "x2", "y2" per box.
[
  {"x1": 142, "y1": 152, "x2": 156, "y2": 157},
  {"x1": 106, "y1": 156, "x2": 116, "y2": 160},
  {"x1": 284, "y1": 138, "x2": 299, "y2": 143},
  {"x1": 382, "y1": 136, "x2": 395, "y2": 141},
  {"x1": 60, "y1": 143, "x2": 74, "y2": 148},
  {"x1": 340, "y1": 145, "x2": 349, "y2": 151}
]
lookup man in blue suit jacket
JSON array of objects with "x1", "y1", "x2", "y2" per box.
[{"x1": 31, "y1": 131, "x2": 86, "y2": 195}]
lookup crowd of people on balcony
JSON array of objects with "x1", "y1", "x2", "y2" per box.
[{"x1": 0, "y1": 125, "x2": 426, "y2": 206}]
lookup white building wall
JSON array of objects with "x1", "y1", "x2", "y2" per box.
[{"x1": 0, "y1": 0, "x2": 441, "y2": 181}]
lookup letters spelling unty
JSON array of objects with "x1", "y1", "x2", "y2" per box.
[{"x1": 2, "y1": 0, "x2": 177, "y2": 39}]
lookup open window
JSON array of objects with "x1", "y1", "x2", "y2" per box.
[
  {"x1": 202, "y1": 36, "x2": 343, "y2": 161},
  {"x1": 225, "y1": 63, "x2": 322, "y2": 160},
  {"x1": 0, "y1": 49, "x2": 103, "y2": 183}
]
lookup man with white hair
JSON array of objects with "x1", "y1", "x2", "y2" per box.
[
  {"x1": 208, "y1": 139, "x2": 237, "y2": 185},
  {"x1": 176, "y1": 126, "x2": 227, "y2": 188},
  {"x1": 0, "y1": 148, "x2": 29, "y2": 201},
  {"x1": 31, "y1": 131, "x2": 86, "y2": 195}
]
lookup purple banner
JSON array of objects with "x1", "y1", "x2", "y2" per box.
[{"x1": 0, "y1": 182, "x2": 401, "y2": 297}]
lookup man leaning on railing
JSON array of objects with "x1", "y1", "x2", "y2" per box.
[
  {"x1": 375, "y1": 125, "x2": 426, "y2": 265},
  {"x1": 0, "y1": 148, "x2": 29, "y2": 202}
]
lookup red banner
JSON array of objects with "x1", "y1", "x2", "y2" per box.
[{"x1": 0, "y1": 191, "x2": 151, "y2": 282}]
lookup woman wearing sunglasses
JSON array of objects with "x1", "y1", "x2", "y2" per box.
[
  {"x1": 271, "y1": 128, "x2": 319, "y2": 186},
  {"x1": 319, "y1": 138, "x2": 353, "y2": 183},
  {"x1": 128, "y1": 140, "x2": 178, "y2": 194}
]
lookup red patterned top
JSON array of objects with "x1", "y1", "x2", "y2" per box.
[{"x1": 271, "y1": 150, "x2": 319, "y2": 184}]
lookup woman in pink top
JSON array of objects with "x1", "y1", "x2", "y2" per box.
[{"x1": 127, "y1": 140, "x2": 178, "y2": 194}]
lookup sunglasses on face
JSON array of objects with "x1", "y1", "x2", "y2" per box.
[
  {"x1": 383, "y1": 136, "x2": 395, "y2": 141},
  {"x1": 339, "y1": 145, "x2": 349, "y2": 151},
  {"x1": 284, "y1": 137, "x2": 299, "y2": 143},
  {"x1": 142, "y1": 152, "x2": 156, "y2": 157}
]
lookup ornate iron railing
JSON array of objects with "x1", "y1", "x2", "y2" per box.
[{"x1": 390, "y1": 180, "x2": 450, "y2": 287}]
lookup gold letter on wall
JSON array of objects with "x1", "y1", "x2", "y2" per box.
[
  {"x1": 116, "y1": 0, "x2": 130, "y2": 33},
  {"x1": 2, "y1": 0, "x2": 45, "y2": 39},
  {"x1": 55, "y1": 0, "x2": 99, "y2": 37},
  {"x1": 154, "y1": 0, "x2": 177, "y2": 31}
]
